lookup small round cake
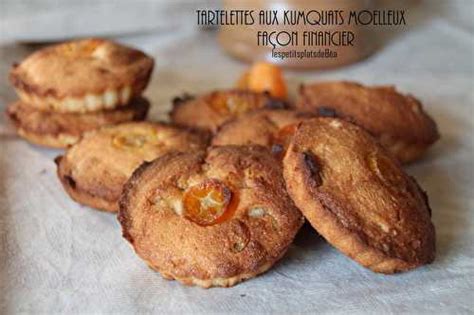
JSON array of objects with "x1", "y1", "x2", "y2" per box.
[
  {"x1": 7, "y1": 98, "x2": 149, "y2": 148},
  {"x1": 10, "y1": 38, "x2": 154, "y2": 113},
  {"x1": 283, "y1": 117, "x2": 436, "y2": 273},
  {"x1": 119, "y1": 145, "x2": 303, "y2": 287},
  {"x1": 56, "y1": 122, "x2": 209, "y2": 212}
]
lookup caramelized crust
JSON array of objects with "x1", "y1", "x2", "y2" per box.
[
  {"x1": 170, "y1": 89, "x2": 287, "y2": 133},
  {"x1": 56, "y1": 122, "x2": 209, "y2": 212},
  {"x1": 6, "y1": 98, "x2": 149, "y2": 148},
  {"x1": 283, "y1": 118, "x2": 435, "y2": 273},
  {"x1": 118, "y1": 146, "x2": 303, "y2": 287},
  {"x1": 10, "y1": 38, "x2": 154, "y2": 113},
  {"x1": 296, "y1": 81, "x2": 439, "y2": 163}
]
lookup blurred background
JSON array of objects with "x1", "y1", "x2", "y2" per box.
[
  {"x1": 0, "y1": 1, "x2": 472, "y2": 43},
  {"x1": 0, "y1": 1, "x2": 472, "y2": 51}
]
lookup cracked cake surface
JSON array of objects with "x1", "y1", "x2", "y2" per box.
[
  {"x1": 283, "y1": 117, "x2": 435, "y2": 273},
  {"x1": 118, "y1": 145, "x2": 303, "y2": 288}
]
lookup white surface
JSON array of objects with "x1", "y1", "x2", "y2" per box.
[{"x1": 1, "y1": 3, "x2": 473, "y2": 315}]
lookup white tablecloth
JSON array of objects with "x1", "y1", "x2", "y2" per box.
[{"x1": 0, "y1": 2, "x2": 473, "y2": 314}]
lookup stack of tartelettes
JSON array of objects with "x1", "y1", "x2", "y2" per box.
[
  {"x1": 7, "y1": 38, "x2": 154, "y2": 148},
  {"x1": 7, "y1": 41, "x2": 440, "y2": 288}
]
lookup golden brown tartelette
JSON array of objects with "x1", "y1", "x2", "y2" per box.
[
  {"x1": 10, "y1": 38, "x2": 154, "y2": 113},
  {"x1": 283, "y1": 117, "x2": 436, "y2": 273},
  {"x1": 56, "y1": 122, "x2": 209, "y2": 212},
  {"x1": 119, "y1": 145, "x2": 303, "y2": 288},
  {"x1": 296, "y1": 81, "x2": 439, "y2": 163},
  {"x1": 7, "y1": 98, "x2": 149, "y2": 148}
]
